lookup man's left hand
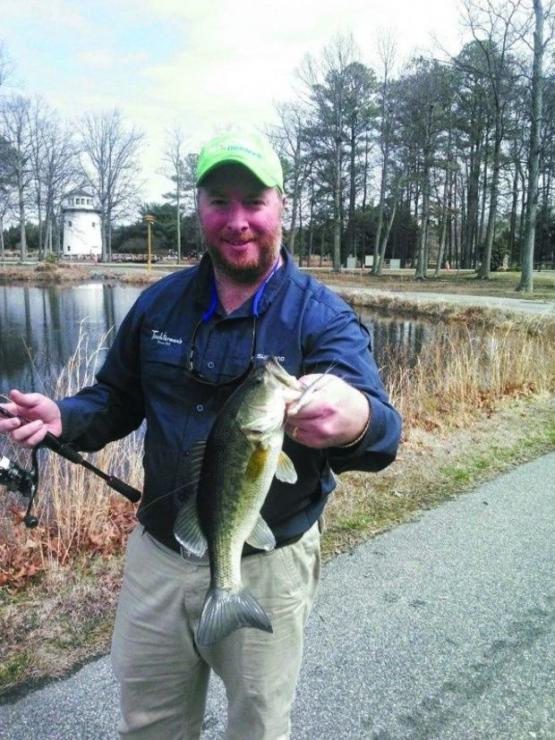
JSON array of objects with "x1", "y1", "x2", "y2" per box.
[{"x1": 285, "y1": 374, "x2": 370, "y2": 449}]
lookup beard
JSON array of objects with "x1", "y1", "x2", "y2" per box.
[{"x1": 204, "y1": 228, "x2": 282, "y2": 285}]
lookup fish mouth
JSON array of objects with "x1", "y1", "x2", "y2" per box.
[{"x1": 264, "y1": 357, "x2": 302, "y2": 390}]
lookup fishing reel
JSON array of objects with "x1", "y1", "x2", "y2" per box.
[
  {"x1": 0, "y1": 401, "x2": 142, "y2": 528},
  {"x1": 0, "y1": 449, "x2": 40, "y2": 528}
]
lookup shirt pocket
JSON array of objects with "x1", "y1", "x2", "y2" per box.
[{"x1": 141, "y1": 336, "x2": 187, "y2": 385}]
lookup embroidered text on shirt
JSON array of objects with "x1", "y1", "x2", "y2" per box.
[{"x1": 151, "y1": 330, "x2": 183, "y2": 346}]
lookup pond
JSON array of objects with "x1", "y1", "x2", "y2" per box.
[{"x1": 0, "y1": 283, "x2": 433, "y2": 395}]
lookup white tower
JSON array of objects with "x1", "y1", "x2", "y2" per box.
[{"x1": 62, "y1": 190, "x2": 102, "y2": 258}]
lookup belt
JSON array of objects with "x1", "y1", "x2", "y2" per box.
[{"x1": 146, "y1": 528, "x2": 304, "y2": 559}]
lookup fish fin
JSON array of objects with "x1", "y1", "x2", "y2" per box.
[
  {"x1": 173, "y1": 494, "x2": 208, "y2": 558},
  {"x1": 288, "y1": 366, "x2": 337, "y2": 414},
  {"x1": 246, "y1": 515, "x2": 276, "y2": 551},
  {"x1": 196, "y1": 587, "x2": 273, "y2": 647},
  {"x1": 275, "y1": 451, "x2": 297, "y2": 484}
]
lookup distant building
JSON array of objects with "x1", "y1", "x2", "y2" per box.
[{"x1": 62, "y1": 190, "x2": 102, "y2": 257}]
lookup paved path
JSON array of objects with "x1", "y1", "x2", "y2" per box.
[{"x1": 1, "y1": 452, "x2": 554, "y2": 739}]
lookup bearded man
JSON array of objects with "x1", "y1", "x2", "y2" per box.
[{"x1": 0, "y1": 130, "x2": 401, "y2": 739}]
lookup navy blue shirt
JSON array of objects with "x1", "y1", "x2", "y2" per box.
[{"x1": 57, "y1": 250, "x2": 401, "y2": 550}]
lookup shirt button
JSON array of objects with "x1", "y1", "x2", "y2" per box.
[
  {"x1": 196, "y1": 404, "x2": 204, "y2": 413},
  {"x1": 207, "y1": 361, "x2": 215, "y2": 369}
]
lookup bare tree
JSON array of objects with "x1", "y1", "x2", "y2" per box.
[
  {"x1": 0, "y1": 95, "x2": 33, "y2": 260},
  {"x1": 460, "y1": 0, "x2": 528, "y2": 279},
  {"x1": 79, "y1": 110, "x2": 144, "y2": 261},
  {"x1": 42, "y1": 117, "x2": 79, "y2": 255},
  {"x1": 518, "y1": 0, "x2": 552, "y2": 291},
  {"x1": 0, "y1": 41, "x2": 14, "y2": 90},
  {"x1": 0, "y1": 159, "x2": 14, "y2": 260},
  {"x1": 27, "y1": 98, "x2": 50, "y2": 255},
  {"x1": 373, "y1": 32, "x2": 397, "y2": 274},
  {"x1": 162, "y1": 126, "x2": 187, "y2": 262},
  {"x1": 298, "y1": 34, "x2": 360, "y2": 271},
  {"x1": 268, "y1": 102, "x2": 312, "y2": 258}
]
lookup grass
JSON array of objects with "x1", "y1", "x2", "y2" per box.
[
  {"x1": 308, "y1": 267, "x2": 555, "y2": 301},
  {"x1": 1, "y1": 283, "x2": 555, "y2": 697},
  {"x1": 323, "y1": 395, "x2": 555, "y2": 558}
]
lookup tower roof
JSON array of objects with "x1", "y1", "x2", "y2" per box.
[{"x1": 65, "y1": 188, "x2": 95, "y2": 198}]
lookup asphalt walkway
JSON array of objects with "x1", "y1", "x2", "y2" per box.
[{"x1": 1, "y1": 451, "x2": 554, "y2": 739}]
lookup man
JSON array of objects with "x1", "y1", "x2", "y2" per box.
[{"x1": 0, "y1": 130, "x2": 401, "y2": 739}]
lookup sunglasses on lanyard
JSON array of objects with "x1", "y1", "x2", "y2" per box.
[{"x1": 185, "y1": 259, "x2": 280, "y2": 386}]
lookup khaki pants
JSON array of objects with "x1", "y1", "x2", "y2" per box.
[{"x1": 111, "y1": 523, "x2": 321, "y2": 740}]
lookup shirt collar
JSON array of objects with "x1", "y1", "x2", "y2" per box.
[{"x1": 191, "y1": 248, "x2": 292, "y2": 320}]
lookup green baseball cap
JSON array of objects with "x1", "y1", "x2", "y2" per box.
[{"x1": 196, "y1": 130, "x2": 284, "y2": 192}]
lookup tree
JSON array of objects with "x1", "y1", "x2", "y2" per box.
[
  {"x1": 162, "y1": 126, "x2": 188, "y2": 262},
  {"x1": 396, "y1": 58, "x2": 454, "y2": 278},
  {"x1": 269, "y1": 102, "x2": 312, "y2": 258},
  {"x1": 0, "y1": 95, "x2": 33, "y2": 260},
  {"x1": 0, "y1": 141, "x2": 15, "y2": 260},
  {"x1": 518, "y1": 0, "x2": 547, "y2": 291},
  {"x1": 372, "y1": 33, "x2": 397, "y2": 274},
  {"x1": 0, "y1": 41, "x2": 13, "y2": 90},
  {"x1": 79, "y1": 110, "x2": 144, "y2": 261},
  {"x1": 459, "y1": 0, "x2": 527, "y2": 279},
  {"x1": 298, "y1": 34, "x2": 364, "y2": 271}
]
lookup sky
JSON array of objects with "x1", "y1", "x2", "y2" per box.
[{"x1": 1, "y1": 0, "x2": 464, "y2": 204}]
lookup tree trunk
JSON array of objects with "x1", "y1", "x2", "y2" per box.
[
  {"x1": 287, "y1": 141, "x2": 301, "y2": 255},
  {"x1": 176, "y1": 190, "x2": 182, "y2": 263},
  {"x1": 478, "y1": 128, "x2": 490, "y2": 267},
  {"x1": 478, "y1": 122, "x2": 502, "y2": 279},
  {"x1": 434, "y1": 170, "x2": 451, "y2": 277},
  {"x1": 376, "y1": 199, "x2": 397, "y2": 275},
  {"x1": 101, "y1": 205, "x2": 108, "y2": 262},
  {"x1": 415, "y1": 135, "x2": 431, "y2": 280},
  {"x1": 18, "y1": 191, "x2": 27, "y2": 261},
  {"x1": 518, "y1": 0, "x2": 544, "y2": 293},
  {"x1": 333, "y1": 138, "x2": 342, "y2": 271},
  {"x1": 508, "y1": 166, "x2": 520, "y2": 266}
]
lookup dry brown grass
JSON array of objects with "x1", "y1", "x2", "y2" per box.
[
  {"x1": 0, "y1": 263, "x2": 93, "y2": 283},
  {"x1": 0, "y1": 329, "x2": 142, "y2": 590},
  {"x1": 387, "y1": 326, "x2": 555, "y2": 432},
  {"x1": 310, "y1": 267, "x2": 555, "y2": 301}
]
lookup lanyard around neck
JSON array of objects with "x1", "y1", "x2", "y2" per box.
[{"x1": 202, "y1": 257, "x2": 281, "y2": 322}]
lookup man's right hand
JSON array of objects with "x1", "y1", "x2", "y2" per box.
[{"x1": 0, "y1": 390, "x2": 62, "y2": 448}]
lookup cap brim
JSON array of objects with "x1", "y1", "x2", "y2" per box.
[{"x1": 197, "y1": 156, "x2": 280, "y2": 190}]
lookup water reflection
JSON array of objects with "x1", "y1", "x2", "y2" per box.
[
  {"x1": 0, "y1": 284, "x2": 433, "y2": 393},
  {"x1": 0, "y1": 284, "x2": 141, "y2": 392},
  {"x1": 362, "y1": 313, "x2": 432, "y2": 370}
]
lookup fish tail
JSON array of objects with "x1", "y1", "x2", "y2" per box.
[{"x1": 196, "y1": 587, "x2": 273, "y2": 647}]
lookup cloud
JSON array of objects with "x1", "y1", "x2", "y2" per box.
[
  {"x1": 77, "y1": 50, "x2": 149, "y2": 72},
  {"x1": 2, "y1": 0, "x2": 463, "y2": 204},
  {"x1": 3, "y1": 0, "x2": 92, "y2": 32}
]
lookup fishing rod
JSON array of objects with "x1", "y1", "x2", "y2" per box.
[{"x1": 0, "y1": 397, "x2": 141, "y2": 529}]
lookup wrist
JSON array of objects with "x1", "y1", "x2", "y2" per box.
[{"x1": 338, "y1": 401, "x2": 371, "y2": 449}]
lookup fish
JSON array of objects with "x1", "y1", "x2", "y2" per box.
[{"x1": 173, "y1": 357, "x2": 307, "y2": 647}]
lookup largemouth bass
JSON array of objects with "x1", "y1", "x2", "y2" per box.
[{"x1": 173, "y1": 357, "x2": 306, "y2": 647}]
